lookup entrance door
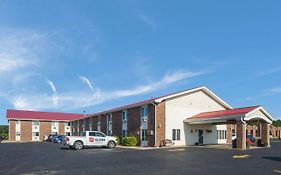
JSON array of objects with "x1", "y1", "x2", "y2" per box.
[
  {"x1": 15, "y1": 121, "x2": 21, "y2": 141},
  {"x1": 141, "y1": 129, "x2": 148, "y2": 146},
  {"x1": 198, "y1": 129, "x2": 204, "y2": 145}
]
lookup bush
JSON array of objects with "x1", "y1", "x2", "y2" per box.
[
  {"x1": 114, "y1": 136, "x2": 121, "y2": 145},
  {"x1": 122, "y1": 136, "x2": 138, "y2": 146}
]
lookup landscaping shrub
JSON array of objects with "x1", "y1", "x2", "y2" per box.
[
  {"x1": 114, "y1": 136, "x2": 121, "y2": 145},
  {"x1": 122, "y1": 136, "x2": 137, "y2": 146}
]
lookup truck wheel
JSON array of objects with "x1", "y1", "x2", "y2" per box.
[
  {"x1": 74, "y1": 141, "x2": 83, "y2": 150},
  {"x1": 107, "y1": 141, "x2": 115, "y2": 149}
]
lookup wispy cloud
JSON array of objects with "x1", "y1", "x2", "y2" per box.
[
  {"x1": 79, "y1": 76, "x2": 95, "y2": 92},
  {"x1": 46, "y1": 80, "x2": 58, "y2": 106},
  {"x1": 138, "y1": 13, "x2": 156, "y2": 31},
  {"x1": 269, "y1": 87, "x2": 281, "y2": 94},
  {"x1": 11, "y1": 70, "x2": 207, "y2": 111}
]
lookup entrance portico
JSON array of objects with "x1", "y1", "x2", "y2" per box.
[{"x1": 184, "y1": 106, "x2": 274, "y2": 149}]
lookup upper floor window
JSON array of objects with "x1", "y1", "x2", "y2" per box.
[
  {"x1": 64, "y1": 122, "x2": 70, "y2": 126},
  {"x1": 107, "y1": 114, "x2": 112, "y2": 122},
  {"x1": 140, "y1": 106, "x2": 148, "y2": 117},
  {"x1": 32, "y1": 121, "x2": 39, "y2": 126},
  {"x1": 51, "y1": 121, "x2": 58, "y2": 126},
  {"x1": 122, "y1": 111, "x2": 127, "y2": 121}
]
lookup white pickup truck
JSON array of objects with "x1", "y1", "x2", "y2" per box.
[{"x1": 64, "y1": 131, "x2": 117, "y2": 150}]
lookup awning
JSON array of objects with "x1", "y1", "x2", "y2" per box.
[{"x1": 184, "y1": 106, "x2": 274, "y2": 124}]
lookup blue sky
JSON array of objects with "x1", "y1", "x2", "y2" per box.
[{"x1": 0, "y1": 0, "x2": 281, "y2": 124}]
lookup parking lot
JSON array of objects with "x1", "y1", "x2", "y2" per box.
[{"x1": 0, "y1": 141, "x2": 281, "y2": 175}]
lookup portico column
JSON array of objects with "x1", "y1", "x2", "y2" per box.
[
  {"x1": 261, "y1": 122, "x2": 270, "y2": 147},
  {"x1": 236, "y1": 121, "x2": 246, "y2": 150}
]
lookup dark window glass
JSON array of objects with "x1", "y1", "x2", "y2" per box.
[{"x1": 176, "y1": 129, "x2": 180, "y2": 140}]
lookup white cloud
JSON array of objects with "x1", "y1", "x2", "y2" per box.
[
  {"x1": 11, "y1": 70, "x2": 207, "y2": 111},
  {"x1": 46, "y1": 80, "x2": 57, "y2": 93},
  {"x1": 46, "y1": 80, "x2": 58, "y2": 106},
  {"x1": 270, "y1": 87, "x2": 281, "y2": 93},
  {"x1": 138, "y1": 13, "x2": 156, "y2": 31},
  {"x1": 79, "y1": 76, "x2": 95, "y2": 92}
]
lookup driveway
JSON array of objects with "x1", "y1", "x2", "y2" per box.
[{"x1": 0, "y1": 141, "x2": 280, "y2": 175}]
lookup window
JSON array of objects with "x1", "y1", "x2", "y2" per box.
[
  {"x1": 89, "y1": 132, "x2": 95, "y2": 136},
  {"x1": 81, "y1": 131, "x2": 86, "y2": 136},
  {"x1": 96, "y1": 132, "x2": 106, "y2": 137},
  {"x1": 122, "y1": 130, "x2": 127, "y2": 137},
  {"x1": 32, "y1": 121, "x2": 39, "y2": 125},
  {"x1": 16, "y1": 120, "x2": 20, "y2": 124},
  {"x1": 16, "y1": 132, "x2": 20, "y2": 136},
  {"x1": 141, "y1": 129, "x2": 148, "y2": 141},
  {"x1": 107, "y1": 114, "x2": 112, "y2": 136},
  {"x1": 122, "y1": 111, "x2": 127, "y2": 121},
  {"x1": 172, "y1": 129, "x2": 180, "y2": 141},
  {"x1": 64, "y1": 122, "x2": 70, "y2": 126},
  {"x1": 217, "y1": 130, "x2": 226, "y2": 139},
  {"x1": 140, "y1": 106, "x2": 148, "y2": 117},
  {"x1": 32, "y1": 132, "x2": 39, "y2": 137}
]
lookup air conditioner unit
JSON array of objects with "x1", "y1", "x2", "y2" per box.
[
  {"x1": 34, "y1": 126, "x2": 38, "y2": 129},
  {"x1": 109, "y1": 121, "x2": 112, "y2": 125},
  {"x1": 142, "y1": 118, "x2": 147, "y2": 122},
  {"x1": 122, "y1": 120, "x2": 127, "y2": 124}
]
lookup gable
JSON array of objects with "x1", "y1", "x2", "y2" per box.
[{"x1": 166, "y1": 90, "x2": 228, "y2": 112}]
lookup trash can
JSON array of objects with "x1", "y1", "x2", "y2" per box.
[
  {"x1": 232, "y1": 139, "x2": 237, "y2": 148},
  {"x1": 257, "y1": 139, "x2": 262, "y2": 147}
]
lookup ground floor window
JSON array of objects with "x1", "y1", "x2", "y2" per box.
[
  {"x1": 172, "y1": 129, "x2": 180, "y2": 141},
  {"x1": 141, "y1": 129, "x2": 148, "y2": 141},
  {"x1": 217, "y1": 130, "x2": 226, "y2": 139},
  {"x1": 122, "y1": 130, "x2": 127, "y2": 137},
  {"x1": 32, "y1": 132, "x2": 39, "y2": 137}
]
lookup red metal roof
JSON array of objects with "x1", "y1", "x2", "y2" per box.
[
  {"x1": 189, "y1": 106, "x2": 260, "y2": 120},
  {"x1": 6, "y1": 109, "x2": 85, "y2": 121}
]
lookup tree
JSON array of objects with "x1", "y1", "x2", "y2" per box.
[
  {"x1": 0, "y1": 125, "x2": 8, "y2": 139},
  {"x1": 272, "y1": 120, "x2": 281, "y2": 127}
]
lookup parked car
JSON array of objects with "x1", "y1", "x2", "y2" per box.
[
  {"x1": 63, "y1": 131, "x2": 117, "y2": 150},
  {"x1": 47, "y1": 134, "x2": 58, "y2": 142},
  {"x1": 53, "y1": 135, "x2": 66, "y2": 143}
]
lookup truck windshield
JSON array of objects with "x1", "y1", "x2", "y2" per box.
[{"x1": 81, "y1": 131, "x2": 86, "y2": 136}]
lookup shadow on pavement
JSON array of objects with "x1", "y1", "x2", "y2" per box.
[{"x1": 262, "y1": 157, "x2": 281, "y2": 162}]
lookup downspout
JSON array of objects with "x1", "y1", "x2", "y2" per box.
[
  {"x1": 151, "y1": 102, "x2": 157, "y2": 147},
  {"x1": 240, "y1": 116, "x2": 246, "y2": 124}
]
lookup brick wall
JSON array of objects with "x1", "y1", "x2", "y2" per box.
[
  {"x1": 85, "y1": 118, "x2": 91, "y2": 131},
  {"x1": 9, "y1": 120, "x2": 15, "y2": 141},
  {"x1": 59, "y1": 122, "x2": 65, "y2": 135},
  {"x1": 100, "y1": 115, "x2": 107, "y2": 134},
  {"x1": 156, "y1": 101, "x2": 165, "y2": 146},
  {"x1": 261, "y1": 122, "x2": 270, "y2": 147},
  {"x1": 40, "y1": 121, "x2": 51, "y2": 140},
  {"x1": 92, "y1": 117, "x2": 98, "y2": 131},
  {"x1": 127, "y1": 107, "x2": 141, "y2": 145},
  {"x1": 148, "y1": 104, "x2": 155, "y2": 147},
  {"x1": 112, "y1": 111, "x2": 122, "y2": 137},
  {"x1": 21, "y1": 121, "x2": 32, "y2": 141},
  {"x1": 236, "y1": 121, "x2": 246, "y2": 150},
  {"x1": 226, "y1": 124, "x2": 233, "y2": 144}
]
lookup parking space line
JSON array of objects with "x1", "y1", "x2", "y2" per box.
[
  {"x1": 168, "y1": 149, "x2": 185, "y2": 152},
  {"x1": 232, "y1": 154, "x2": 250, "y2": 159}
]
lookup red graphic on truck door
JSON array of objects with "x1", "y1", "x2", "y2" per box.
[{"x1": 89, "y1": 137, "x2": 95, "y2": 142}]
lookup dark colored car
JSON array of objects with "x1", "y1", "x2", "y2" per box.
[
  {"x1": 53, "y1": 135, "x2": 66, "y2": 143},
  {"x1": 47, "y1": 134, "x2": 58, "y2": 142},
  {"x1": 246, "y1": 135, "x2": 256, "y2": 145}
]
